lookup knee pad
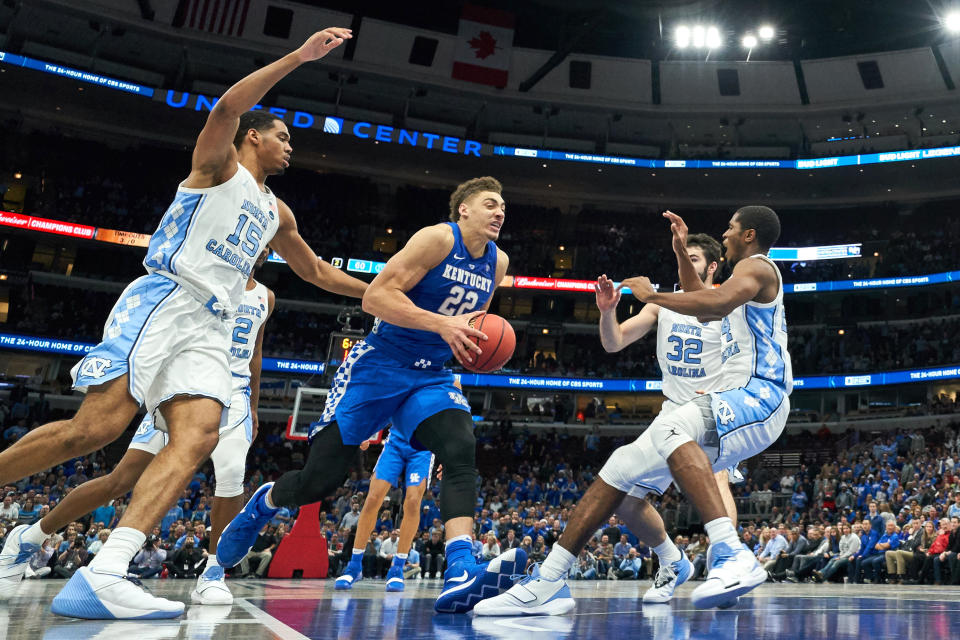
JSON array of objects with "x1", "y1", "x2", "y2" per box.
[
  {"x1": 647, "y1": 396, "x2": 713, "y2": 461},
  {"x1": 211, "y1": 430, "x2": 251, "y2": 497}
]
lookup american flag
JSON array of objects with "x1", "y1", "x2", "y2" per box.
[{"x1": 173, "y1": 0, "x2": 252, "y2": 37}]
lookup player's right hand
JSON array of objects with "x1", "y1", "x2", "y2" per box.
[
  {"x1": 438, "y1": 310, "x2": 487, "y2": 366},
  {"x1": 296, "y1": 28, "x2": 353, "y2": 63},
  {"x1": 663, "y1": 210, "x2": 688, "y2": 256},
  {"x1": 594, "y1": 274, "x2": 621, "y2": 312}
]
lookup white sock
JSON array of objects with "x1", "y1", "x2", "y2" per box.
[
  {"x1": 704, "y1": 517, "x2": 740, "y2": 548},
  {"x1": 652, "y1": 539, "x2": 682, "y2": 565},
  {"x1": 22, "y1": 521, "x2": 50, "y2": 546},
  {"x1": 539, "y1": 544, "x2": 576, "y2": 581},
  {"x1": 205, "y1": 555, "x2": 220, "y2": 570},
  {"x1": 89, "y1": 527, "x2": 146, "y2": 576},
  {"x1": 396, "y1": 553, "x2": 408, "y2": 560}
]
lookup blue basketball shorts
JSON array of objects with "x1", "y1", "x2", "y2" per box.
[
  {"x1": 373, "y1": 432, "x2": 436, "y2": 488},
  {"x1": 310, "y1": 340, "x2": 471, "y2": 446}
]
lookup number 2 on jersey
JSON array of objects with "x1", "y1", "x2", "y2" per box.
[
  {"x1": 233, "y1": 317, "x2": 253, "y2": 345},
  {"x1": 437, "y1": 285, "x2": 479, "y2": 315}
]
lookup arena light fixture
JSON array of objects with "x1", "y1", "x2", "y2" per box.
[
  {"x1": 758, "y1": 24, "x2": 775, "y2": 40},
  {"x1": 742, "y1": 34, "x2": 758, "y2": 48},
  {"x1": 675, "y1": 25, "x2": 691, "y2": 48},
  {"x1": 706, "y1": 26, "x2": 722, "y2": 49},
  {"x1": 946, "y1": 11, "x2": 960, "y2": 32},
  {"x1": 692, "y1": 25, "x2": 706, "y2": 48}
]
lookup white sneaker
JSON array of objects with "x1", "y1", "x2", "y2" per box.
[
  {"x1": 691, "y1": 542, "x2": 766, "y2": 609},
  {"x1": 643, "y1": 555, "x2": 694, "y2": 604},
  {"x1": 191, "y1": 565, "x2": 233, "y2": 605},
  {"x1": 472, "y1": 568, "x2": 575, "y2": 617},
  {"x1": 51, "y1": 567, "x2": 185, "y2": 619},
  {"x1": 0, "y1": 524, "x2": 40, "y2": 600}
]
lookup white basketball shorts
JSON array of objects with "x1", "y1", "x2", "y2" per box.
[
  {"x1": 605, "y1": 378, "x2": 789, "y2": 499},
  {"x1": 71, "y1": 273, "x2": 232, "y2": 430}
]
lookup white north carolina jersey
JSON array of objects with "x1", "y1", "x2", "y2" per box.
[
  {"x1": 229, "y1": 281, "x2": 270, "y2": 384},
  {"x1": 144, "y1": 164, "x2": 279, "y2": 314},
  {"x1": 718, "y1": 254, "x2": 793, "y2": 393},
  {"x1": 656, "y1": 306, "x2": 724, "y2": 405}
]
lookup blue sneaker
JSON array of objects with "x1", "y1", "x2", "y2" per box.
[
  {"x1": 385, "y1": 564, "x2": 404, "y2": 592},
  {"x1": 472, "y1": 562, "x2": 575, "y2": 616},
  {"x1": 51, "y1": 567, "x2": 183, "y2": 619},
  {"x1": 434, "y1": 547, "x2": 528, "y2": 614},
  {"x1": 334, "y1": 561, "x2": 363, "y2": 591},
  {"x1": 216, "y1": 482, "x2": 278, "y2": 568},
  {"x1": 643, "y1": 554, "x2": 694, "y2": 604},
  {"x1": 691, "y1": 542, "x2": 765, "y2": 609},
  {"x1": 0, "y1": 524, "x2": 40, "y2": 600}
]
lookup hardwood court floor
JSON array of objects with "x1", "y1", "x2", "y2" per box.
[{"x1": 4, "y1": 576, "x2": 960, "y2": 639}]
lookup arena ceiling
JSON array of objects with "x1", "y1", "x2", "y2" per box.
[{"x1": 294, "y1": 0, "x2": 958, "y2": 62}]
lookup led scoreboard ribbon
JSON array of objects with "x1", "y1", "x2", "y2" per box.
[
  {"x1": 1, "y1": 332, "x2": 957, "y2": 390},
  {"x1": 5, "y1": 49, "x2": 960, "y2": 170}
]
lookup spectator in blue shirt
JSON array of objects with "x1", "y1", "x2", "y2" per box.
[
  {"x1": 849, "y1": 518, "x2": 883, "y2": 583},
  {"x1": 613, "y1": 548, "x2": 645, "y2": 579},
  {"x1": 91, "y1": 501, "x2": 115, "y2": 529},
  {"x1": 948, "y1": 492, "x2": 960, "y2": 519},
  {"x1": 861, "y1": 520, "x2": 900, "y2": 582},
  {"x1": 791, "y1": 487, "x2": 809, "y2": 510}
]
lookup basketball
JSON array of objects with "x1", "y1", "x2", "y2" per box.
[{"x1": 463, "y1": 312, "x2": 516, "y2": 373}]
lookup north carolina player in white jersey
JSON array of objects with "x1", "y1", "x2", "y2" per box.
[
  {"x1": 0, "y1": 28, "x2": 367, "y2": 619},
  {"x1": 476, "y1": 206, "x2": 791, "y2": 616},
  {"x1": 591, "y1": 231, "x2": 742, "y2": 605},
  {"x1": 0, "y1": 251, "x2": 273, "y2": 607}
]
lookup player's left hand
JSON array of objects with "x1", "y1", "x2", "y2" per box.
[
  {"x1": 619, "y1": 276, "x2": 656, "y2": 302},
  {"x1": 663, "y1": 210, "x2": 688, "y2": 255},
  {"x1": 436, "y1": 464, "x2": 443, "y2": 481}
]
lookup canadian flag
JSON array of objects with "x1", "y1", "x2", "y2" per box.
[{"x1": 452, "y1": 4, "x2": 515, "y2": 88}]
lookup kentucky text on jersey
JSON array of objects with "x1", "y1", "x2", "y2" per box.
[
  {"x1": 441, "y1": 264, "x2": 493, "y2": 293},
  {"x1": 670, "y1": 323, "x2": 702, "y2": 337}
]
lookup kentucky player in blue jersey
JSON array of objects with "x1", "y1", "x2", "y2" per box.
[
  {"x1": 0, "y1": 29, "x2": 367, "y2": 619},
  {"x1": 218, "y1": 177, "x2": 519, "y2": 613},
  {"x1": 335, "y1": 424, "x2": 435, "y2": 592}
]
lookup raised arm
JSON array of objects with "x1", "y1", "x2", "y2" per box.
[
  {"x1": 271, "y1": 199, "x2": 367, "y2": 298},
  {"x1": 361, "y1": 224, "x2": 487, "y2": 366},
  {"x1": 621, "y1": 257, "x2": 774, "y2": 320},
  {"x1": 184, "y1": 28, "x2": 352, "y2": 189},
  {"x1": 595, "y1": 274, "x2": 659, "y2": 352},
  {"x1": 248, "y1": 287, "x2": 275, "y2": 441},
  {"x1": 663, "y1": 211, "x2": 705, "y2": 292}
]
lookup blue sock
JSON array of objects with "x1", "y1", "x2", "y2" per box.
[
  {"x1": 392, "y1": 554, "x2": 406, "y2": 569},
  {"x1": 349, "y1": 549, "x2": 363, "y2": 566},
  {"x1": 445, "y1": 538, "x2": 473, "y2": 567}
]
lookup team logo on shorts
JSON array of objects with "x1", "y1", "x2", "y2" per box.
[
  {"x1": 409, "y1": 472, "x2": 421, "y2": 484},
  {"x1": 448, "y1": 392, "x2": 470, "y2": 409},
  {"x1": 414, "y1": 359, "x2": 432, "y2": 369},
  {"x1": 79, "y1": 357, "x2": 112, "y2": 379}
]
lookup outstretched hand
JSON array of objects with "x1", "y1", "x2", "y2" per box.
[
  {"x1": 618, "y1": 276, "x2": 656, "y2": 302},
  {"x1": 663, "y1": 210, "x2": 688, "y2": 256},
  {"x1": 594, "y1": 274, "x2": 621, "y2": 312},
  {"x1": 296, "y1": 28, "x2": 353, "y2": 62}
]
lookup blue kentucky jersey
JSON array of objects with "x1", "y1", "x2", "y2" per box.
[{"x1": 365, "y1": 222, "x2": 498, "y2": 366}]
